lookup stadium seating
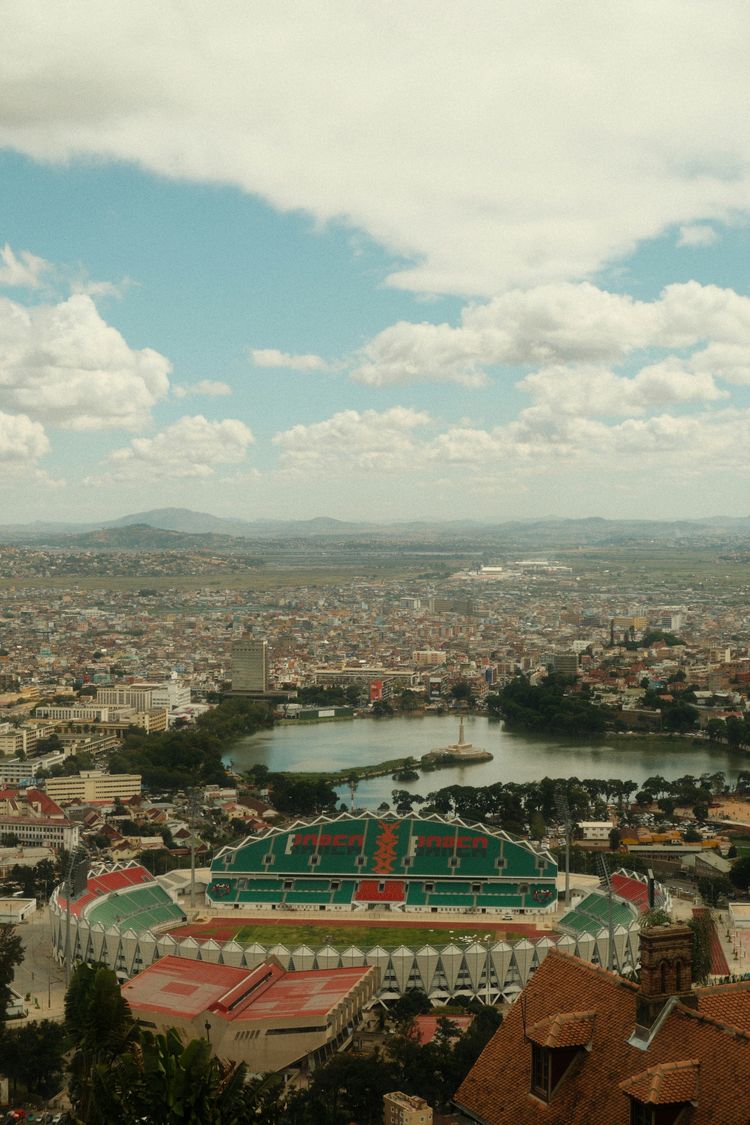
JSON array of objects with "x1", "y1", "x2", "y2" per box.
[
  {"x1": 207, "y1": 814, "x2": 558, "y2": 911},
  {"x1": 353, "y1": 880, "x2": 406, "y2": 903},
  {"x1": 86, "y1": 884, "x2": 183, "y2": 931},
  {"x1": 558, "y1": 891, "x2": 635, "y2": 936}
]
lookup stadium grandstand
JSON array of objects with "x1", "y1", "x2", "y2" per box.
[
  {"x1": 207, "y1": 812, "x2": 558, "y2": 914},
  {"x1": 49, "y1": 857, "x2": 673, "y2": 1005}
]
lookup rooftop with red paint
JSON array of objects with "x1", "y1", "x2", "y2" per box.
[{"x1": 122, "y1": 954, "x2": 372, "y2": 1024}]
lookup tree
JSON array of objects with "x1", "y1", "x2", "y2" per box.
[
  {"x1": 391, "y1": 989, "x2": 432, "y2": 1025},
  {"x1": 0, "y1": 1019, "x2": 67, "y2": 1101},
  {"x1": 286, "y1": 1050, "x2": 398, "y2": 1125},
  {"x1": 86, "y1": 1027, "x2": 250, "y2": 1125},
  {"x1": 0, "y1": 926, "x2": 23, "y2": 1032},
  {"x1": 688, "y1": 913, "x2": 712, "y2": 985},
  {"x1": 66, "y1": 962, "x2": 136, "y2": 1122},
  {"x1": 692, "y1": 803, "x2": 709, "y2": 824},
  {"x1": 451, "y1": 681, "x2": 475, "y2": 705},
  {"x1": 371, "y1": 699, "x2": 394, "y2": 718},
  {"x1": 729, "y1": 855, "x2": 750, "y2": 892}
]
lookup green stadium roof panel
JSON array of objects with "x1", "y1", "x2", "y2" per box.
[{"x1": 209, "y1": 812, "x2": 557, "y2": 908}]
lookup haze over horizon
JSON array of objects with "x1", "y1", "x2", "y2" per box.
[{"x1": 3, "y1": 2, "x2": 750, "y2": 523}]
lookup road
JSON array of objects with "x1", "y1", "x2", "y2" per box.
[{"x1": 10, "y1": 906, "x2": 67, "y2": 1022}]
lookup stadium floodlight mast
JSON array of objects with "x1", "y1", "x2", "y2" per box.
[
  {"x1": 64, "y1": 845, "x2": 89, "y2": 985},
  {"x1": 554, "y1": 786, "x2": 572, "y2": 906},
  {"x1": 187, "y1": 786, "x2": 202, "y2": 910},
  {"x1": 597, "y1": 853, "x2": 616, "y2": 973}
]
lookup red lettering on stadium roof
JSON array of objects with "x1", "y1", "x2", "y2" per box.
[
  {"x1": 415, "y1": 834, "x2": 488, "y2": 850},
  {"x1": 290, "y1": 832, "x2": 364, "y2": 852}
]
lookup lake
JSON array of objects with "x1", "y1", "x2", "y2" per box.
[{"x1": 224, "y1": 715, "x2": 748, "y2": 809}]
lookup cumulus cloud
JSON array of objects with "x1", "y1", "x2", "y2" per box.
[
  {"x1": 2, "y1": 5, "x2": 750, "y2": 294},
  {"x1": 520, "y1": 361, "x2": 727, "y2": 417},
  {"x1": 0, "y1": 410, "x2": 49, "y2": 465},
  {"x1": 273, "y1": 406, "x2": 431, "y2": 475},
  {"x1": 250, "y1": 348, "x2": 329, "y2": 371},
  {"x1": 429, "y1": 406, "x2": 750, "y2": 477},
  {"x1": 0, "y1": 293, "x2": 171, "y2": 429},
  {"x1": 101, "y1": 414, "x2": 254, "y2": 481},
  {"x1": 351, "y1": 281, "x2": 750, "y2": 388},
  {"x1": 172, "y1": 380, "x2": 232, "y2": 398},
  {"x1": 0, "y1": 244, "x2": 50, "y2": 289}
]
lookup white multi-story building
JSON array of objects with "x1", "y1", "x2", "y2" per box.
[
  {"x1": 0, "y1": 816, "x2": 79, "y2": 850},
  {"x1": 45, "y1": 770, "x2": 141, "y2": 805},
  {"x1": 96, "y1": 684, "x2": 157, "y2": 710},
  {"x1": 35, "y1": 704, "x2": 135, "y2": 723},
  {"x1": 0, "y1": 722, "x2": 38, "y2": 757},
  {"x1": 0, "y1": 751, "x2": 68, "y2": 785}
]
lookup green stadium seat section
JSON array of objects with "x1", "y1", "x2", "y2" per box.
[
  {"x1": 86, "y1": 885, "x2": 183, "y2": 932},
  {"x1": 558, "y1": 891, "x2": 635, "y2": 935},
  {"x1": 331, "y1": 880, "x2": 356, "y2": 904},
  {"x1": 406, "y1": 883, "x2": 428, "y2": 906}
]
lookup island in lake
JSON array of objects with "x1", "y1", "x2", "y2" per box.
[{"x1": 421, "y1": 716, "x2": 493, "y2": 766}]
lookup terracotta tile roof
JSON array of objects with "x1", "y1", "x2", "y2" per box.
[
  {"x1": 619, "y1": 1060, "x2": 700, "y2": 1105},
  {"x1": 454, "y1": 950, "x2": 750, "y2": 1125},
  {"x1": 526, "y1": 1009, "x2": 596, "y2": 1049},
  {"x1": 696, "y1": 980, "x2": 750, "y2": 1033}
]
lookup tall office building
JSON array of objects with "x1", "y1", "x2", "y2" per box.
[{"x1": 231, "y1": 637, "x2": 269, "y2": 693}]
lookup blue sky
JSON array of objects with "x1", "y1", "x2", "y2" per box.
[{"x1": 2, "y1": 2, "x2": 750, "y2": 523}]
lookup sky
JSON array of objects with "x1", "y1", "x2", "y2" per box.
[{"x1": 2, "y1": 1, "x2": 750, "y2": 524}]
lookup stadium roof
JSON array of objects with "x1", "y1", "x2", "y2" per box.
[
  {"x1": 213, "y1": 810, "x2": 556, "y2": 867},
  {"x1": 122, "y1": 954, "x2": 373, "y2": 1024}
]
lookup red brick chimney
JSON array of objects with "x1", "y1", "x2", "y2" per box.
[{"x1": 636, "y1": 924, "x2": 696, "y2": 1029}]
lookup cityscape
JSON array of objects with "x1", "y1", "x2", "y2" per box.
[{"x1": 2, "y1": 3, "x2": 750, "y2": 1123}]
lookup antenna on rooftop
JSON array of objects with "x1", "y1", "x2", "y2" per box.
[
  {"x1": 554, "y1": 787, "x2": 572, "y2": 907},
  {"x1": 597, "y1": 853, "x2": 615, "y2": 973}
]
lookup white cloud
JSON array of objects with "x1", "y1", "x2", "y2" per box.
[
  {"x1": 429, "y1": 406, "x2": 750, "y2": 477},
  {"x1": 273, "y1": 406, "x2": 431, "y2": 475},
  {"x1": 0, "y1": 244, "x2": 50, "y2": 289},
  {"x1": 0, "y1": 293, "x2": 171, "y2": 429},
  {"x1": 101, "y1": 414, "x2": 254, "y2": 481},
  {"x1": 351, "y1": 281, "x2": 750, "y2": 387},
  {"x1": 250, "y1": 348, "x2": 329, "y2": 371},
  {"x1": 520, "y1": 361, "x2": 727, "y2": 418},
  {"x1": 678, "y1": 223, "x2": 719, "y2": 247},
  {"x1": 0, "y1": 410, "x2": 49, "y2": 465},
  {"x1": 172, "y1": 380, "x2": 232, "y2": 398},
  {"x1": 70, "y1": 277, "x2": 132, "y2": 299},
  {"x1": 2, "y1": 5, "x2": 750, "y2": 294}
]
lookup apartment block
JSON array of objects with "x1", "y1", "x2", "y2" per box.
[{"x1": 45, "y1": 770, "x2": 142, "y2": 804}]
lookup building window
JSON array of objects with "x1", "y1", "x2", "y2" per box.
[
  {"x1": 531, "y1": 1044, "x2": 550, "y2": 1100},
  {"x1": 629, "y1": 1101, "x2": 654, "y2": 1125}
]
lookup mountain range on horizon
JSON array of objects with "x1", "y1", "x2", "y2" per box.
[{"x1": 2, "y1": 507, "x2": 750, "y2": 549}]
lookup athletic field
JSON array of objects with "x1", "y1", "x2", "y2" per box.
[{"x1": 167, "y1": 915, "x2": 552, "y2": 948}]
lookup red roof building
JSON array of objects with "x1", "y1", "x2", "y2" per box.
[
  {"x1": 122, "y1": 954, "x2": 379, "y2": 1075},
  {"x1": 455, "y1": 924, "x2": 750, "y2": 1124}
]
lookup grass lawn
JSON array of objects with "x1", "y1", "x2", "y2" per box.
[
  {"x1": 230, "y1": 921, "x2": 516, "y2": 948},
  {"x1": 730, "y1": 835, "x2": 750, "y2": 858}
]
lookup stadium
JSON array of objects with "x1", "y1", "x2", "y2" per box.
[{"x1": 50, "y1": 812, "x2": 668, "y2": 1004}]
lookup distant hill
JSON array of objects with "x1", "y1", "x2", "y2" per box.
[
  {"x1": 33, "y1": 523, "x2": 251, "y2": 551},
  {"x1": 2, "y1": 507, "x2": 750, "y2": 547}
]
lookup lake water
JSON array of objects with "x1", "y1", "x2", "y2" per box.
[{"x1": 224, "y1": 715, "x2": 749, "y2": 809}]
